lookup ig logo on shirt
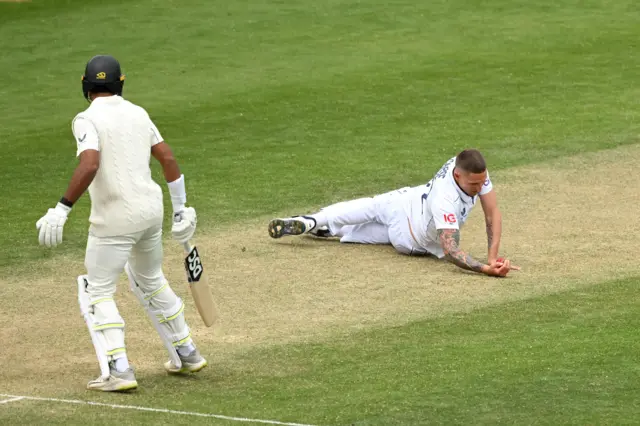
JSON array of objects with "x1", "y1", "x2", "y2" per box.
[{"x1": 443, "y1": 213, "x2": 457, "y2": 224}]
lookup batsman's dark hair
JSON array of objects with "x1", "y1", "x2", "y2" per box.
[{"x1": 455, "y1": 149, "x2": 486, "y2": 173}]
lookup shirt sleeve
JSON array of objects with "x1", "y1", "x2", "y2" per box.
[
  {"x1": 72, "y1": 116, "x2": 100, "y2": 157},
  {"x1": 431, "y1": 194, "x2": 460, "y2": 230},
  {"x1": 150, "y1": 119, "x2": 164, "y2": 146},
  {"x1": 480, "y1": 170, "x2": 493, "y2": 195}
]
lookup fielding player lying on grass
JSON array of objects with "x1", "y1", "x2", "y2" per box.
[
  {"x1": 268, "y1": 149, "x2": 519, "y2": 278},
  {"x1": 35, "y1": 55, "x2": 207, "y2": 392}
]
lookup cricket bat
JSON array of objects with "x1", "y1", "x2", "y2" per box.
[{"x1": 183, "y1": 241, "x2": 218, "y2": 327}]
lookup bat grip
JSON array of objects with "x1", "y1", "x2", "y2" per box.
[{"x1": 183, "y1": 241, "x2": 193, "y2": 253}]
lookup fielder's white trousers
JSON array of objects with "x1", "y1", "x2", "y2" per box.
[{"x1": 322, "y1": 188, "x2": 429, "y2": 256}]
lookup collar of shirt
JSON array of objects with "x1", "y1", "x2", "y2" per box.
[{"x1": 91, "y1": 95, "x2": 123, "y2": 105}]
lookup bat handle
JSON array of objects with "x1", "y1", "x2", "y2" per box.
[{"x1": 183, "y1": 241, "x2": 193, "y2": 253}]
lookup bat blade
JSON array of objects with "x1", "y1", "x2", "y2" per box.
[{"x1": 183, "y1": 242, "x2": 219, "y2": 327}]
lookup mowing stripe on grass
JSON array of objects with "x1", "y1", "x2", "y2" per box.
[{"x1": 0, "y1": 394, "x2": 316, "y2": 426}]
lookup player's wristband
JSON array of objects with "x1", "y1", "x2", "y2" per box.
[
  {"x1": 167, "y1": 174, "x2": 187, "y2": 213},
  {"x1": 59, "y1": 197, "x2": 74, "y2": 208}
]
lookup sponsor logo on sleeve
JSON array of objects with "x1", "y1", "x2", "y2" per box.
[
  {"x1": 484, "y1": 178, "x2": 491, "y2": 187},
  {"x1": 443, "y1": 213, "x2": 457, "y2": 224}
]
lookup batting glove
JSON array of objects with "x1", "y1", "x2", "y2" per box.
[
  {"x1": 36, "y1": 202, "x2": 71, "y2": 247},
  {"x1": 172, "y1": 206, "x2": 197, "y2": 244}
]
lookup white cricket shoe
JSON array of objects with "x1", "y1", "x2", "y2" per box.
[
  {"x1": 268, "y1": 216, "x2": 317, "y2": 238},
  {"x1": 87, "y1": 367, "x2": 138, "y2": 392},
  {"x1": 164, "y1": 349, "x2": 208, "y2": 374}
]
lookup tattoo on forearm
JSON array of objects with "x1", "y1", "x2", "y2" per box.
[
  {"x1": 437, "y1": 229, "x2": 484, "y2": 273},
  {"x1": 486, "y1": 221, "x2": 493, "y2": 250}
]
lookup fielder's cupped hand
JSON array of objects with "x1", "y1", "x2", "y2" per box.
[
  {"x1": 172, "y1": 206, "x2": 197, "y2": 244},
  {"x1": 486, "y1": 259, "x2": 511, "y2": 277},
  {"x1": 496, "y1": 257, "x2": 521, "y2": 271},
  {"x1": 487, "y1": 258, "x2": 521, "y2": 277},
  {"x1": 36, "y1": 203, "x2": 71, "y2": 247}
]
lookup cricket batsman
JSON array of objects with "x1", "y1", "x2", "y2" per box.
[
  {"x1": 36, "y1": 55, "x2": 207, "y2": 391},
  {"x1": 268, "y1": 149, "x2": 518, "y2": 277}
]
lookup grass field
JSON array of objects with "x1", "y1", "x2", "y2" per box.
[{"x1": 2, "y1": 0, "x2": 640, "y2": 424}]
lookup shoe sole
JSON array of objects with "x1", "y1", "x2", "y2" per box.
[
  {"x1": 268, "y1": 219, "x2": 306, "y2": 239},
  {"x1": 166, "y1": 360, "x2": 208, "y2": 375},
  {"x1": 87, "y1": 380, "x2": 138, "y2": 392}
]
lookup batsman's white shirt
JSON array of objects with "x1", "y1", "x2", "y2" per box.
[
  {"x1": 405, "y1": 157, "x2": 493, "y2": 258},
  {"x1": 72, "y1": 95, "x2": 165, "y2": 237}
]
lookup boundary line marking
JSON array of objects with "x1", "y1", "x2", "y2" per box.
[
  {"x1": 0, "y1": 394, "x2": 317, "y2": 426},
  {"x1": 0, "y1": 397, "x2": 25, "y2": 404}
]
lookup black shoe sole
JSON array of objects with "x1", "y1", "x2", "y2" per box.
[{"x1": 268, "y1": 218, "x2": 307, "y2": 238}]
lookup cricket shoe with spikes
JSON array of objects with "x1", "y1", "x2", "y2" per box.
[
  {"x1": 87, "y1": 366, "x2": 138, "y2": 392},
  {"x1": 164, "y1": 349, "x2": 208, "y2": 374},
  {"x1": 268, "y1": 215, "x2": 316, "y2": 238}
]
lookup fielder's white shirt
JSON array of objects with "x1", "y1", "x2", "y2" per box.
[
  {"x1": 405, "y1": 157, "x2": 493, "y2": 258},
  {"x1": 72, "y1": 95, "x2": 165, "y2": 237}
]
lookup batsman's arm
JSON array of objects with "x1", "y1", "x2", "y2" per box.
[
  {"x1": 61, "y1": 149, "x2": 100, "y2": 204},
  {"x1": 151, "y1": 141, "x2": 181, "y2": 183},
  {"x1": 479, "y1": 190, "x2": 502, "y2": 264},
  {"x1": 438, "y1": 228, "x2": 489, "y2": 274},
  {"x1": 151, "y1": 141, "x2": 189, "y2": 214}
]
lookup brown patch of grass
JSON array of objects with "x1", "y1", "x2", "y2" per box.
[{"x1": 3, "y1": 145, "x2": 640, "y2": 394}]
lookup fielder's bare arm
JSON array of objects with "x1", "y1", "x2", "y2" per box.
[
  {"x1": 268, "y1": 149, "x2": 517, "y2": 278},
  {"x1": 36, "y1": 55, "x2": 207, "y2": 392}
]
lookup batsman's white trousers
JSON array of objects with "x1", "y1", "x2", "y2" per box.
[
  {"x1": 85, "y1": 224, "x2": 165, "y2": 298},
  {"x1": 323, "y1": 188, "x2": 429, "y2": 256},
  {"x1": 84, "y1": 223, "x2": 192, "y2": 363}
]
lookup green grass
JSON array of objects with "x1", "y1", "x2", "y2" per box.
[
  {"x1": 2, "y1": 0, "x2": 640, "y2": 267},
  {"x1": 2, "y1": 276, "x2": 639, "y2": 425}
]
